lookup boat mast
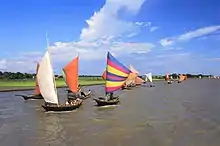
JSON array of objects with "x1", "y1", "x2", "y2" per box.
[{"x1": 46, "y1": 30, "x2": 59, "y2": 104}]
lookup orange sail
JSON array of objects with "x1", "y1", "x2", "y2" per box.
[
  {"x1": 34, "y1": 63, "x2": 41, "y2": 95},
  {"x1": 179, "y1": 74, "x2": 185, "y2": 82},
  {"x1": 125, "y1": 72, "x2": 137, "y2": 86},
  {"x1": 129, "y1": 65, "x2": 139, "y2": 76},
  {"x1": 135, "y1": 76, "x2": 145, "y2": 85},
  {"x1": 63, "y1": 56, "x2": 79, "y2": 93},
  {"x1": 102, "y1": 70, "x2": 106, "y2": 80}
]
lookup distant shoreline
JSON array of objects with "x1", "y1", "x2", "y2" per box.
[{"x1": 0, "y1": 83, "x2": 105, "y2": 92}]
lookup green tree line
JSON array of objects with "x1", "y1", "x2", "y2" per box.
[{"x1": 0, "y1": 71, "x2": 213, "y2": 80}]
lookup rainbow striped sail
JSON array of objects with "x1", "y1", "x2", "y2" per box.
[{"x1": 106, "y1": 52, "x2": 131, "y2": 93}]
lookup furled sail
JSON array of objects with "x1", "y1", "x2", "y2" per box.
[
  {"x1": 37, "y1": 51, "x2": 58, "y2": 104},
  {"x1": 34, "y1": 63, "x2": 41, "y2": 95},
  {"x1": 63, "y1": 56, "x2": 79, "y2": 93},
  {"x1": 106, "y1": 52, "x2": 131, "y2": 93},
  {"x1": 145, "y1": 73, "x2": 153, "y2": 83}
]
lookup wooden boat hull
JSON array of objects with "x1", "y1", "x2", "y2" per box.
[
  {"x1": 42, "y1": 101, "x2": 82, "y2": 112},
  {"x1": 93, "y1": 97, "x2": 119, "y2": 106},
  {"x1": 167, "y1": 81, "x2": 172, "y2": 84},
  {"x1": 121, "y1": 86, "x2": 132, "y2": 90},
  {"x1": 67, "y1": 92, "x2": 91, "y2": 100},
  {"x1": 150, "y1": 84, "x2": 155, "y2": 87},
  {"x1": 15, "y1": 94, "x2": 43, "y2": 100}
]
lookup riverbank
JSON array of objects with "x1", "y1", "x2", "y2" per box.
[
  {"x1": 0, "y1": 79, "x2": 105, "y2": 92},
  {"x1": 0, "y1": 78, "x2": 165, "y2": 92}
]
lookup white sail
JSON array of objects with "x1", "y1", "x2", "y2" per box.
[
  {"x1": 145, "y1": 73, "x2": 153, "y2": 83},
  {"x1": 62, "y1": 69, "x2": 67, "y2": 84},
  {"x1": 37, "y1": 51, "x2": 59, "y2": 104}
]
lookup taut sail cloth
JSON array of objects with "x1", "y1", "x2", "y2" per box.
[
  {"x1": 129, "y1": 65, "x2": 139, "y2": 76},
  {"x1": 125, "y1": 73, "x2": 136, "y2": 86},
  {"x1": 37, "y1": 51, "x2": 59, "y2": 104},
  {"x1": 135, "y1": 76, "x2": 145, "y2": 85},
  {"x1": 34, "y1": 63, "x2": 41, "y2": 95},
  {"x1": 179, "y1": 74, "x2": 185, "y2": 82},
  {"x1": 106, "y1": 52, "x2": 131, "y2": 93},
  {"x1": 62, "y1": 56, "x2": 79, "y2": 93},
  {"x1": 102, "y1": 70, "x2": 106, "y2": 80},
  {"x1": 145, "y1": 73, "x2": 153, "y2": 83},
  {"x1": 62, "y1": 69, "x2": 67, "y2": 84},
  {"x1": 165, "y1": 74, "x2": 169, "y2": 81}
]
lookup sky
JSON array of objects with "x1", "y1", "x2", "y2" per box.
[{"x1": 0, "y1": 0, "x2": 220, "y2": 75}]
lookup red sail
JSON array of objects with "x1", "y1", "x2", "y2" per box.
[{"x1": 63, "y1": 56, "x2": 79, "y2": 93}]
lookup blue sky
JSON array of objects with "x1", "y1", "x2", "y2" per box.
[{"x1": 0, "y1": 0, "x2": 220, "y2": 75}]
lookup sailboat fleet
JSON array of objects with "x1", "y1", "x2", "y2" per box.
[{"x1": 16, "y1": 38, "x2": 187, "y2": 112}]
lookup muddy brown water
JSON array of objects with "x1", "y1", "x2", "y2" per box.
[{"x1": 0, "y1": 79, "x2": 220, "y2": 146}]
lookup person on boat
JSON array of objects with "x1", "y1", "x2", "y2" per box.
[{"x1": 77, "y1": 84, "x2": 91, "y2": 98}]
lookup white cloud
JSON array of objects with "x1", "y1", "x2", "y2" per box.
[
  {"x1": 0, "y1": 59, "x2": 37, "y2": 72},
  {"x1": 149, "y1": 26, "x2": 159, "y2": 32},
  {"x1": 160, "y1": 25, "x2": 220, "y2": 46},
  {"x1": 163, "y1": 47, "x2": 183, "y2": 51},
  {"x1": 49, "y1": 41, "x2": 154, "y2": 62},
  {"x1": 159, "y1": 38, "x2": 174, "y2": 46},
  {"x1": 1, "y1": 0, "x2": 157, "y2": 73},
  {"x1": 80, "y1": 0, "x2": 147, "y2": 41}
]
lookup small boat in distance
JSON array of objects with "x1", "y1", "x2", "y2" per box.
[
  {"x1": 62, "y1": 56, "x2": 91, "y2": 100},
  {"x1": 121, "y1": 73, "x2": 136, "y2": 90},
  {"x1": 177, "y1": 74, "x2": 185, "y2": 83},
  {"x1": 144, "y1": 73, "x2": 155, "y2": 87},
  {"x1": 38, "y1": 51, "x2": 82, "y2": 112},
  {"x1": 15, "y1": 63, "x2": 43, "y2": 100},
  {"x1": 130, "y1": 65, "x2": 144, "y2": 86},
  {"x1": 93, "y1": 52, "x2": 131, "y2": 106},
  {"x1": 165, "y1": 74, "x2": 172, "y2": 84}
]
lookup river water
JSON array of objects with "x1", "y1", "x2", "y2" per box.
[{"x1": 0, "y1": 79, "x2": 220, "y2": 146}]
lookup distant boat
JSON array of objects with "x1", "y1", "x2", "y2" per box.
[
  {"x1": 144, "y1": 73, "x2": 155, "y2": 87},
  {"x1": 15, "y1": 63, "x2": 43, "y2": 100},
  {"x1": 130, "y1": 64, "x2": 144, "y2": 86},
  {"x1": 165, "y1": 74, "x2": 172, "y2": 84},
  {"x1": 62, "y1": 56, "x2": 91, "y2": 100},
  {"x1": 122, "y1": 72, "x2": 136, "y2": 90},
  {"x1": 93, "y1": 52, "x2": 130, "y2": 106},
  {"x1": 177, "y1": 74, "x2": 185, "y2": 83},
  {"x1": 38, "y1": 51, "x2": 82, "y2": 112}
]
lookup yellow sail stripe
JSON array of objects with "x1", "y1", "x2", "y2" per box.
[
  {"x1": 106, "y1": 80, "x2": 125, "y2": 87},
  {"x1": 107, "y1": 65, "x2": 129, "y2": 77}
]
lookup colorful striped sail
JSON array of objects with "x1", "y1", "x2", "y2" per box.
[{"x1": 106, "y1": 52, "x2": 131, "y2": 93}]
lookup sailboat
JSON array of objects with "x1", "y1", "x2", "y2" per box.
[
  {"x1": 38, "y1": 51, "x2": 83, "y2": 112},
  {"x1": 15, "y1": 63, "x2": 43, "y2": 100},
  {"x1": 93, "y1": 52, "x2": 131, "y2": 106},
  {"x1": 62, "y1": 56, "x2": 91, "y2": 100},
  {"x1": 144, "y1": 73, "x2": 155, "y2": 87},
  {"x1": 129, "y1": 64, "x2": 144, "y2": 86},
  {"x1": 165, "y1": 74, "x2": 172, "y2": 84},
  {"x1": 121, "y1": 73, "x2": 136, "y2": 90},
  {"x1": 177, "y1": 74, "x2": 185, "y2": 83}
]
